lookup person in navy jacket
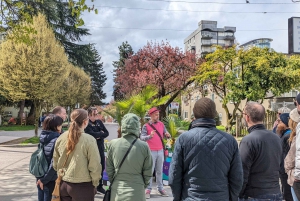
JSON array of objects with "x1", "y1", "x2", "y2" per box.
[{"x1": 36, "y1": 114, "x2": 63, "y2": 201}]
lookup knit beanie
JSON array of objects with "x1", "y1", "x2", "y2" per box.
[{"x1": 279, "y1": 113, "x2": 289, "y2": 127}]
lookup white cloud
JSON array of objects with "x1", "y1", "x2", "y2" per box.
[{"x1": 81, "y1": 0, "x2": 300, "y2": 103}]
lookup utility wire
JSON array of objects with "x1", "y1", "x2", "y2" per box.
[
  {"x1": 144, "y1": 0, "x2": 294, "y2": 4},
  {"x1": 84, "y1": 25, "x2": 287, "y2": 32},
  {"x1": 94, "y1": 5, "x2": 300, "y2": 14}
]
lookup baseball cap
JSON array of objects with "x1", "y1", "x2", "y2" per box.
[{"x1": 148, "y1": 107, "x2": 160, "y2": 115}]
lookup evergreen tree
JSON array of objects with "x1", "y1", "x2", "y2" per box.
[
  {"x1": 19, "y1": 0, "x2": 92, "y2": 68},
  {"x1": 85, "y1": 45, "x2": 107, "y2": 106},
  {"x1": 112, "y1": 41, "x2": 134, "y2": 100}
]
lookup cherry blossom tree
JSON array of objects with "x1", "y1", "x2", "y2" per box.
[{"x1": 115, "y1": 41, "x2": 201, "y2": 118}]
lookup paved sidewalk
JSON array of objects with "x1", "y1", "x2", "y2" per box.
[
  {"x1": 0, "y1": 123, "x2": 119, "y2": 145},
  {"x1": 0, "y1": 146, "x2": 173, "y2": 201}
]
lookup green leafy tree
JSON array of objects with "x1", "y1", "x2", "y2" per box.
[
  {"x1": 55, "y1": 64, "x2": 92, "y2": 110},
  {"x1": 0, "y1": 0, "x2": 97, "y2": 43},
  {"x1": 193, "y1": 46, "x2": 299, "y2": 131},
  {"x1": 112, "y1": 41, "x2": 134, "y2": 100},
  {"x1": 84, "y1": 45, "x2": 107, "y2": 106},
  {"x1": 0, "y1": 13, "x2": 69, "y2": 136}
]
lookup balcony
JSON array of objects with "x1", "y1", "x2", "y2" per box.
[
  {"x1": 224, "y1": 35, "x2": 235, "y2": 40},
  {"x1": 201, "y1": 42, "x2": 212, "y2": 46},
  {"x1": 201, "y1": 34, "x2": 213, "y2": 39}
]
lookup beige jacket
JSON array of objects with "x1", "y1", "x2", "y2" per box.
[
  {"x1": 285, "y1": 137, "x2": 296, "y2": 186},
  {"x1": 53, "y1": 131, "x2": 101, "y2": 187}
]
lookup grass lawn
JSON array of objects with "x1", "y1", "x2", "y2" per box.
[
  {"x1": 0, "y1": 125, "x2": 35, "y2": 131},
  {"x1": 21, "y1": 136, "x2": 39, "y2": 144}
]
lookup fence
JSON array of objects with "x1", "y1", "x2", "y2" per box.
[{"x1": 234, "y1": 111, "x2": 277, "y2": 137}]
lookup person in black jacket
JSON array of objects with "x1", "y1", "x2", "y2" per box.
[
  {"x1": 169, "y1": 97, "x2": 243, "y2": 201},
  {"x1": 239, "y1": 101, "x2": 282, "y2": 200},
  {"x1": 84, "y1": 107, "x2": 109, "y2": 194},
  {"x1": 276, "y1": 113, "x2": 293, "y2": 201},
  {"x1": 36, "y1": 114, "x2": 63, "y2": 201}
]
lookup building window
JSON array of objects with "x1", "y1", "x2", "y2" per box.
[{"x1": 184, "y1": 111, "x2": 188, "y2": 119}]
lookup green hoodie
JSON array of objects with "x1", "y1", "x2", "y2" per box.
[{"x1": 106, "y1": 113, "x2": 153, "y2": 201}]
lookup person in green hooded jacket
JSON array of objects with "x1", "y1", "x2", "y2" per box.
[{"x1": 106, "y1": 113, "x2": 153, "y2": 201}]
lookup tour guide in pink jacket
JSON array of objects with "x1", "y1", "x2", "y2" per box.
[{"x1": 140, "y1": 107, "x2": 171, "y2": 199}]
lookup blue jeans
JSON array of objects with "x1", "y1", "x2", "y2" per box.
[
  {"x1": 238, "y1": 193, "x2": 282, "y2": 201},
  {"x1": 37, "y1": 180, "x2": 55, "y2": 201},
  {"x1": 292, "y1": 187, "x2": 299, "y2": 201}
]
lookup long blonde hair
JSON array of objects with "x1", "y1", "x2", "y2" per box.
[
  {"x1": 66, "y1": 109, "x2": 88, "y2": 155},
  {"x1": 288, "y1": 118, "x2": 298, "y2": 144}
]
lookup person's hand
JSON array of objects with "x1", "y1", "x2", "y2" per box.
[
  {"x1": 165, "y1": 133, "x2": 171, "y2": 138},
  {"x1": 150, "y1": 130, "x2": 156, "y2": 137},
  {"x1": 36, "y1": 179, "x2": 43, "y2": 190}
]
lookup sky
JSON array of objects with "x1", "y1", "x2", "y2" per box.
[{"x1": 81, "y1": 0, "x2": 300, "y2": 103}]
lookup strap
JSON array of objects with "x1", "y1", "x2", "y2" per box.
[
  {"x1": 108, "y1": 138, "x2": 138, "y2": 189},
  {"x1": 148, "y1": 123, "x2": 165, "y2": 149}
]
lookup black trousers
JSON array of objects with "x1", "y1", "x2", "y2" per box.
[
  {"x1": 98, "y1": 150, "x2": 105, "y2": 189},
  {"x1": 280, "y1": 173, "x2": 293, "y2": 201}
]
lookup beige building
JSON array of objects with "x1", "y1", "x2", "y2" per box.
[{"x1": 181, "y1": 90, "x2": 297, "y2": 126}]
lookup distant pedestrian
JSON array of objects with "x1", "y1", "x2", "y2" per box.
[
  {"x1": 40, "y1": 113, "x2": 47, "y2": 127},
  {"x1": 169, "y1": 97, "x2": 243, "y2": 201},
  {"x1": 239, "y1": 101, "x2": 282, "y2": 200},
  {"x1": 106, "y1": 113, "x2": 153, "y2": 201},
  {"x1": 53, "y1": 109, "x2": 101, "y2": 201},
  {"x1": 84, "y1": 106, "x2": 109, "y2": 194},
  {"x1": 285, "y1": 108, "x2": 300, "y2": 201},
  {"x1": 36, "y1": 114, "x2": 63, "y2": 201},
  {"x1": 140, "y1": 107, "x2": 171, "y2": 199},
  {"x1": 276, "y1": 113, "x2": 292, "y2": 201}
]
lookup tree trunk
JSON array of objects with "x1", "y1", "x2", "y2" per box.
[
  {"x1": 159, "y1": 105, "x2": 167, "y2": 120},
  {"x1": 33, "y1": 100, "x2": 42, "y2": 137},
  {"x1": 18, "y1": 100, "x2": 25, "y2": 125}
]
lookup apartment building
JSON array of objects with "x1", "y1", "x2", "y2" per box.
[{"x1": 184, "y1": 20, "x2": 236, "y2": 58}]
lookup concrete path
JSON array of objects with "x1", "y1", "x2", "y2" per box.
[
  {"x1": 0, "y1": 146, "x2": 173, "y2": 201},
  {"x1": 0, "y1": 123, "x2": 119, "y2": 144}
]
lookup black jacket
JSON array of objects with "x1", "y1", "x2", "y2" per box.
[
  {"x1": 84, "y1": 119, "x2": 109, "y2": 153},
  {"x1": 279, "y1": 129, "x2": 291, "y2": 174},
  {"x1": 239, "y1": 124, "x2": 282, "y2": 198},
  {"x1": 38, "y1": 130, "x2": 60, "y2": 184},
  {"x1": 169, "y1": 118, "x2": 243, "y2": 201}
]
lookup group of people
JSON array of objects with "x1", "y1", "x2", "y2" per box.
[
  {"x1": 35, "y1": 95, "x2": 300, "y2": 201},
  {"x1": 35, "y1": 105, "x2": 172, "y2": 201},
  {"x1": 168, "y1": 95, "x2": 300, "y2": 201},
  {"x1": 35, "y1": 106, "x2": 109, "y2": 201}
]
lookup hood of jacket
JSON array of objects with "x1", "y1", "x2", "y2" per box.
[
  {"x1": 40, "y1": 130, "x2": 60, "y2": 145},
  {"x1": 121, "y1": 113, "x2": 140, "y2": 138}
]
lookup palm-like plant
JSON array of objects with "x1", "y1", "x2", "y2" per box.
[
  {"x1": 130, "y1": 85, "x2": 170, "y2": 126},
  {"x1": 163, "y1": 115, "x2": 190, "y2": 151}
]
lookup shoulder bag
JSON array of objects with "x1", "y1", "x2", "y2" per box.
[
  {"x1": 103, "y1": 138, "x2": 138, "y2": 201},
  {"x1": 51, "y1": 154, "x2": 69, "y2": 201}
]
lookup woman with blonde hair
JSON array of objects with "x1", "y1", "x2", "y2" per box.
[
  {"x1": 285, "y1": 108, "x2": 300, "y2": 201},
  {"x1": 53, "y1": 109, "x2": 101, "y2": 201}
]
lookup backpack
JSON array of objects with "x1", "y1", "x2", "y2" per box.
[{"x1": 29, "y1": 143, "x2": 48, "y2": 177}]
